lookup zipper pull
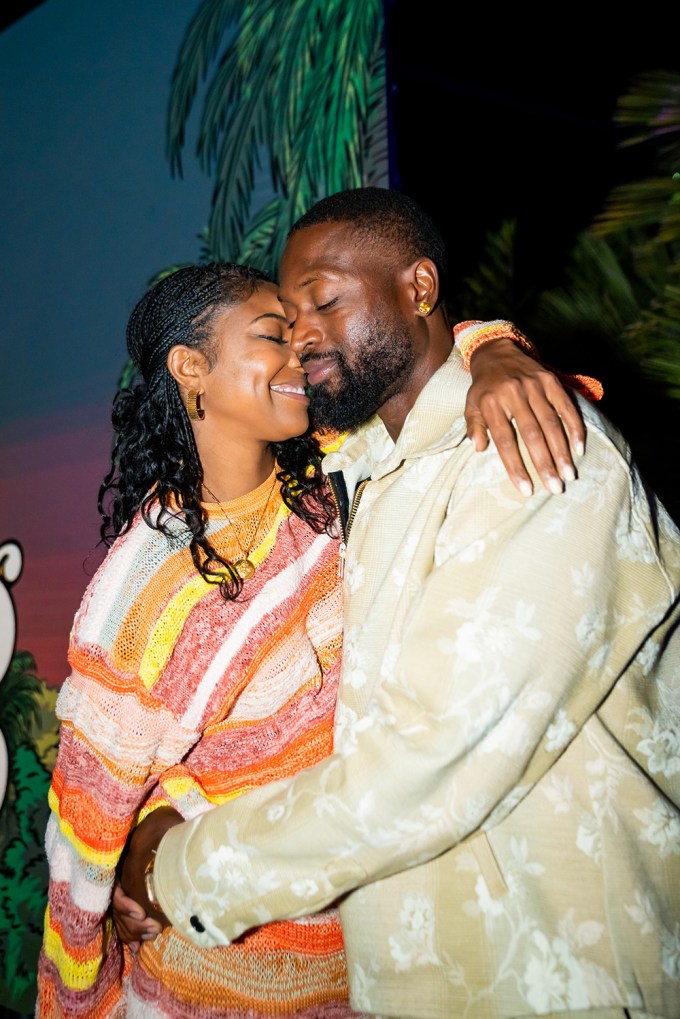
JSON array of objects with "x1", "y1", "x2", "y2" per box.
[{"x1": 338, "y1": 541, "x2": 347, "y2": 579}]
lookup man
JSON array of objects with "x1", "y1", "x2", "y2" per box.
[{"x1": 124, "y1": 188, "x2": 680, "y2": 1019}]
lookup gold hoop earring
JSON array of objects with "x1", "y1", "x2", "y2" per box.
[
  {"x1": 187, "y1": 390, "x2": 205, "y2": 421},
  {"x1": 418, "y1": 300, "x2": 431, "y2": 316}
]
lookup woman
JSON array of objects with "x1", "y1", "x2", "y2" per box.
[{"x1": 37, "y1": 262, "x2": 359, "y2": 1018}]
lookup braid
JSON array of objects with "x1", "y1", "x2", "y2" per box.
[{"x1": 98, "y1": 263, "x2": 335, "y2": 602}]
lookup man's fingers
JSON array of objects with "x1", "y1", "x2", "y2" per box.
[
  {"x1": 114, "y1": 912, "x2": 162, "y2": 944},
  {"x1": 111, "y1": 876, "x2": 162, "y2": 945},
  {"x1": 112, "y1": 882, "x2": 145, "y2": 920}
]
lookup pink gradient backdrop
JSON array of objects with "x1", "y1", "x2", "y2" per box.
[{"x1": 1, "y1": 406, "x2": 111, "y2": 688}]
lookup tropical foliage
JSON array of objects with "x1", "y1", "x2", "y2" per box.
[
  {"x1": 0, "y1": 651, "x2": 58, "y2": 1014},
  {"x1": 166, "y1": 0, "x2": 389, "y2": 278},
  {"x1": 590, "y1": 70, "x2": 680, "y2": 399}
]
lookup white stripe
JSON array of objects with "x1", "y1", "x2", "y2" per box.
[
  {"x1": 181, "y1": 531, "x2": 332, "y2": 731},
  {"x1": 77, "y1": 518, "x2": 172, "y2": 644}
]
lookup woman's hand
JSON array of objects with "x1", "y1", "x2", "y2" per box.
[{"x1": 464, "y1": 338, "x2": 586, "y2": 496}]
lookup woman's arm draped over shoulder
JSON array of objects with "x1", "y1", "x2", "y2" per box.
[{"x1": 453, "y1": 320, "x2": 603, "y2": 496}]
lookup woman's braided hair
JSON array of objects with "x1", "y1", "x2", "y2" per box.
[{"x1": 98, "y1": 262, "x2": 335, "y2": 600}]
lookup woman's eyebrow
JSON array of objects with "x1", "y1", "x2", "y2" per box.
[{"x1": 251, "y1": 311, "x2": 287, "y2": 324}]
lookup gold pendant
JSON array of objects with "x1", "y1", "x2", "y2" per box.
[{"x1": 234, "y1": 558, "x2": 256, "y2": 580}]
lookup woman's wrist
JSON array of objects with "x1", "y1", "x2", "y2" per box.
[{"x1": 453, "y1": 320, "x2": 539, "y2": 370}]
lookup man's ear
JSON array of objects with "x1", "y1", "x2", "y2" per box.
[
  {"x1": 403, "y1": 258, "x2": 439, "y2": 317},
  {"x1": 167, "y1": 345, "x2": 208, "y2": 391}
]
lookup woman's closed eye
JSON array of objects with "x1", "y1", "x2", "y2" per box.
[{"x1": 257, "y1": 332, "x2": 287, "y2": 345}]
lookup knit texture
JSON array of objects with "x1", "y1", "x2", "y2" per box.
[
  {"x1": 453, "y1": 319, "x2": 605, "y2": 402},
  {"x1": 37, "y1": 475, "x2": 362, "y2": 1017}
]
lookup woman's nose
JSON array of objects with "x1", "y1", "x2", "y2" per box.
[{"x1": 286, "y1": 344, "x2": 304, "y2": 369}]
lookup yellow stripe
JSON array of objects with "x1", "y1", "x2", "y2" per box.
[
  {"x1": 43, "y1": 905, "x2": 110, "y2": 991},
  {"x1": 138, "y1": 785, "x2": 246, "y2": 824},
  {"x1": 151, "y1": 776, "x2": 249, "y2": 805},
  {"x1": 319, "y1": 430, "x2": 348, "y2": 455},
  {"x1": 246, "y1": 500, "x2": 290, "y2": 566},
  {"x1": 139, "y1": 503, "x2": 291, "y2": 690},
  {"x1": 139, "y1": 574, "x2": 211, "y2": 689}
]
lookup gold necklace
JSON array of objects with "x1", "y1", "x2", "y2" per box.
[{"x1": 203, "y1": 469, "x2": 278, "y2": 581}]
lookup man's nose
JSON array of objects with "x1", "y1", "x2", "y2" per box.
[{"x1": 289, "y1": 318, "x2": 320, "y2": 358}]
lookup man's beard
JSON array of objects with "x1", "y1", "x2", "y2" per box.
[{"x1": 307, "y1": 317, "x2": 416, "y2": 432}]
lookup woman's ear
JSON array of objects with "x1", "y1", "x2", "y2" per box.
[{"x1": 167, "y1": 345, "x2": 208, "y2": 391}]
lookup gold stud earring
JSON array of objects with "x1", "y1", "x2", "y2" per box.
[
  {"x1": 418, "y1": 300, "x2": 431, "y2": 316},
  {"x1": 187, "y1": 390, "x2": 205, "y2": 421}
]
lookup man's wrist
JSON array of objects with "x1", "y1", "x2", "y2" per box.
[{"x1": 144, "y1": 849, "x2": 162, "y2": 912}]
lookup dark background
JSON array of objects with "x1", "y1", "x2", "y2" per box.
[{"x1": 385, "y1": 5, "x2": 679, "y2": 292}]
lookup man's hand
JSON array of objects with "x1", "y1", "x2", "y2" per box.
[
  {"x1": 114, "y1": 806, "x2": 183, "y2": 943},
  {"x1": 112, "y1": 881, "x2": 162, "y2": 951},
  {"x1": 465, "y1": 338, "x2": 586, "y2": 496}
]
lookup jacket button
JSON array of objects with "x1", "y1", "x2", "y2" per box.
[{"x1": 190, "y1": 915, "x2": 205, "y2": 932}]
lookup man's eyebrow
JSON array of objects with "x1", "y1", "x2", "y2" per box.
[
  {"x1": 279, "y1": 271, "x2": 341, "y2": 302},
  {"x1": 278, "y1": 276, "x2": 318, "y2": 300}
]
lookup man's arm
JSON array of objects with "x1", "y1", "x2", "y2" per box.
[
  {"x1": 150, "y1": 411, "x2": 670, "y2": 949},
  {"x1": 113, "y1": 806, "x2": 181, "y2": 948}
]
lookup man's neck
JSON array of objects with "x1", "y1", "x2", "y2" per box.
[{"x1": 378, "y1": 330, "x2": 453, "y2": 441}]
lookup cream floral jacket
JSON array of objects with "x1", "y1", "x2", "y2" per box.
[{"x1": 155, "y1": 350, "x2": 680, "y2": 1019}]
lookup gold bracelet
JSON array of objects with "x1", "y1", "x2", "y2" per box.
[{"x1": 144, "y1": 850, "x2": 162, "y2": 912}]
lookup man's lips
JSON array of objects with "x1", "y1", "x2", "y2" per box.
[{"x1": 302, "y1": 357, "x2": 336, "y2": 386}]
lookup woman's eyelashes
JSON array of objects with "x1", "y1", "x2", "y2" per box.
[{"x1": 255, "y1": 331, "x2": 287, "y2": 344}]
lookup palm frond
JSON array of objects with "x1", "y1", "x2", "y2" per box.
[
  {"x1": 614, "y1": 70, "x2": 680, "y2": 155},
  {"x1": 453, "y1": 219, "x2": 538, "y2": 323},
  {"x1": 166, "y1": 0, "x2": 244, "y2": 174},
  {"x1": 0, "y1": 652, "x2": 44, "y2": 756},
  {"x1": 238, "y1": 197, "x2": 283, "y2": 268},
  {"x1": 593, "y1": 71, "x2": 680, "y2": 249},
  {"x1": 593, "y1": 176, "x2": 680, "y2": 242},
  {"x1": 166, "y1": 0, "x2": 387, "y2": 274},
  {"x1": 536, "y1": 232, "x2": 645, "y2": 336}
]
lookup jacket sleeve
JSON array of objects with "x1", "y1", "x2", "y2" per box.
[{"x1": 152, "y1": 419, "x2": 680, "y2": 948}]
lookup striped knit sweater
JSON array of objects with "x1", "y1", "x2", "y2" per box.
[{"x1": 37, "y1": 473, "x2": 364, "y2": 1018}]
